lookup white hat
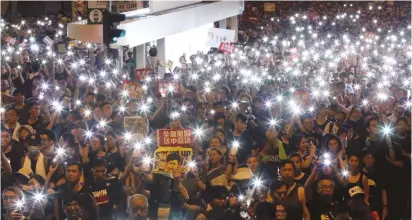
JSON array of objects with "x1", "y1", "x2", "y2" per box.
[{"x1": 19, "y1": 125, "x2": 34, "y2": 135}]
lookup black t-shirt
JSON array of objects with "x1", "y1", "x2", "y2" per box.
[
  {"x1": 295, "y1": 172, "x2": 309, "y2": 187},
  {"x1": 364, "y1": 169, "x2": 385, "y2": 213},
  {"x1": 227, "y1": 130, "x2": 254, "y2": 164},
  {"x1": 20, "y1": 118, "x2": 47, "y2": 135},
  {"x1": 4, "y1": 145, "x2": 25, "y2": 172},
  {"x1": 107, "y1": 150, "x2": 124, "y2": 172},
  {"x1": 85, "y1": 177, "x2": 120, "y2": 220},
  {"x1": 307, "y1": 195, "x2": 341, "y2": 220}
]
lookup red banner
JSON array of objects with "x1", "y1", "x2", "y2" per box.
[
  {"x1": 157, "y1": 129, "x2": 193, "y2": 146},
  {"x1": 219, "y1": 42, "x2": 236, "y2": 53},
  {"x1": 135, "y1": 68, "x2": 152, "y2": 81}
]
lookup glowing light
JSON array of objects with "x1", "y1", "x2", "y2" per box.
[
  {"x1": 252, "y1": 178, "x2": 262, "y2": 188},
  {"x1": 382, "y1": 125, "x2": 392, "y2": 135},
  {"x1": 232, "y1": 141, "x2": 240, "y2": 149},
  {"x1": 342, "y1": 170, "x2": 349, "y2": 177},
  {"x1": 56, "y1": 147, "x2": 65, "y2": 157},
  {"x1": 121, "y1": 90, "x2": 129, "y2": 97},
  {"x1": 15, "y1": 200, "x2": 25, "y2": 208},
  {"x1": 269, "y1": 118, "x2": 277, "y2": 126},
  {"x1": 84, "y1": 109, "x2": 92, "y2": 117},
  {"x1": 41, "y1": 83, "x2": 49, "y2": 91},
  {"x1": 170, "y1": 111, "x2": 180, "y2": 119},
  {"x1": 98, "y1": 120, "x2": 107, "y2": 128},
  {"x1": 124, "y1": 132, "x2": 132, "y2": 140},
  {"x1": 188, "y1": 161, "x2": 196, "y2": 168},
  {"x1": 377, "y1": 93, "x2": 388, "y2": 101},
  {"x1": 144, "y1": 137, "x2": 152, "y2": 145},
  {"x1": 238, "y1": 194, "x2": 245, "y2": 201},
  {"x1": 324, "y1": 159, "x2": 331, "y2": 166},
  {"x1": 143, "y1": 156, "x2": 152, "y2": 165},
  {"x1": 34, "y1": 192, "x2": 45, "y2": 202}
]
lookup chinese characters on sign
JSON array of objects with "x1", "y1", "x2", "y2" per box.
[
  {"x1": 157, "y1": 129, "x2": 193, "y2": 146},
  {"x1": 206, "y1": 28, "x2": 236, "y2": 48},
  {"x1": 218, "y1": 42, "x2": 236, "y2": 53}
]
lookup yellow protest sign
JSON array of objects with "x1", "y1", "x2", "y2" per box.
[
  {"x1": 152, "y1": 146, "x2": 193, "y2": 175},
  {"x1": 264, "y1": 3, "x2": 276, "y2": 12}
]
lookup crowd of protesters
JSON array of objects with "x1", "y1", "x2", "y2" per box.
[{"x1": 1, "y1": 1, "x2": 411, "y2": 220}]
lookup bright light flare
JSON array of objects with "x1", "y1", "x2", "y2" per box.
[{"x1": 188, "y1": 161, "x2": 196, "y2": 168}]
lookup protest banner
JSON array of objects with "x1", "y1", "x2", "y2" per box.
[
  {"x1": 264, "y1": 3, "x2": 276, "y2": 12},
  {"x1": 206, "y1": 28, "x2": 236, "y2": 48},
  {"x1": 152, "y1": 146, "x2": 193, "y2": 174},
  {"x1": 116, "y1": 1, "x2": 143, "y2": 13},
  {"x1": 157, "y1": 80, "x2": 181, "y2": 97},
  {"x1": 122, "y1": 80, "x2": 144, "y2": 99},
  {"x1": 157, "y1": 129, "x2": 193, "y2": 146},
  {"x1": 135, "y1": 68, "x2": 152, "y2": 81},
  {"x1": 124, "y1": 116, "x2": 147, "y2": 138},
  {"x1": 218, "y1": 42, "x2": 236, "y2": 53}
]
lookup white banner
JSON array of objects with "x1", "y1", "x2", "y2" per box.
[{"x1": 206, "y1": 28, "x2": 236, "y2": 48}]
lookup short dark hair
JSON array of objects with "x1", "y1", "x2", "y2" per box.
[
  {"x1": 365, "y1": 117, "x2": 378, "y2": 128},
  {"x1": 300, "y1": 113, "x2": 313, "y2": 123},
  {"x1": 94, "y1": 134, "x2": 105, "y2": 146},
  {"x1": 30, "y1": 174, "x2": 45, "y2": 186},
  {"x1": 105, "y1": 131, "x2": 117, "y2": 139},
  {"x1": 288, "y1": 153, "x2": 302, "y2": 161},
  {"x1": 92, "y1": 158, "x2": 107, "y2": 168},
  {"x1": 86, "y1": 92, "x2": 96, "y2": 97},
  {"x1": 65, "y1": 161, "x2": 83, "y2": 173},
  {"x1": 185, "y1": 85, "x2": 197, "y2": 93},
  {"x1": 280, "y1": 160, "x2": 295, "y2": 171},
  {"x1": 39, "y1": 129, "x2": 56, "y2": 142},
  {"x1": 101, "y1": 102, "x2": 111, "y2": 108},
  {"x1": 166, "y1": 153, "x2": 182, "y2": 164},
  {"x1": 5, "y1": 108, "x2": 18, "y2": 115},
  {"x1": 235, "y1": 113, "x2": 248, "y2": 123},
  {"x1": 149, "y1": 47, "x2": 158, "y2": 57}
]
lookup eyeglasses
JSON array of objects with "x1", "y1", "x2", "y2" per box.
[
  {"x1": 2, "y1": 196, "x2": 17, "y2": 201},
  {"x1": 319, "y1": 185, "x2": 335, "y2": 190}
]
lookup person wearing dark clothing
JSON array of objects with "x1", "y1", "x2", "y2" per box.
[{"x1": 227, "y1": 114, "x2": 255, "y2": 164}]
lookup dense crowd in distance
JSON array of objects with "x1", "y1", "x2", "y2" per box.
[{"x1": 0, "y1": 1, "x2": 411, "y2": 220}]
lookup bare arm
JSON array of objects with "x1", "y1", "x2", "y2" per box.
[
  {"x1": 1, "y1": 153, "x2": 12, "y2": 174},
  {"x1": 298, "y1": 187, "x2": 310, "y2": 220},
  {"x1": 382, "y1": 189, "x2": 388, "y2": 220},
  {"x1": 286, "y1": 114, "x2": 297, "y2": 139},
  {"x1": 362, "y1": 174, "x2": 369, "y2": 205},
  {"x1": 302, "y1": 144, "x2": 316, "y2": 169}
]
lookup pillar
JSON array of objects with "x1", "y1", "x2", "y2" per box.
[
  {"x1": 134, "y1": 43, "x2": 146, "y2": 69},
  {"x1": 156, "y1": 38, "x2": 166, "y2": 77},
  {"x1": 230, "y1": 16, "x2": 238, "y2": 42},
  {"x1": 219, "y1": 19, "x2": 227, "y2": 29}
]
